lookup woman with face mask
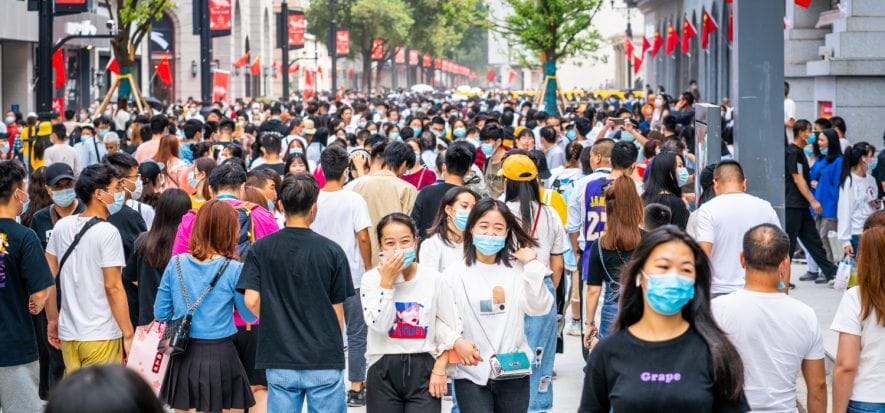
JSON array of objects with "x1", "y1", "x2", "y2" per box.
[
  {"x1": 419, "y1": 187, "x2": 478, "y2": 273},
  {"x1": 642, "y1": 151, "x2": 690, "y2": 230},
  {"x1": 837, "y1": 142, "x2": 880, "y2": 258},
  {"x1": 579, "y1": 226, "x2": 749, "y2": 412},
  {"x1": 443, "y1": 198, "x2": 553, "y2": 413},
  {"x1": 361, "y1": 213, "x2": 481, "y2": 412}
]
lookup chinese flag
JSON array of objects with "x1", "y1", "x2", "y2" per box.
[
  {"x1": 728, "y1": 13, "x2": 733, "y2": 42},
  {"x1": 652, "y1": 31, "x2": 664, "y2": 57},
  {"x1": 106, "y1": 57, "x2": 120, "y2": 74},
  {"x1": 289, "y1": 63, "x2": 300, "y2": 74},
  {"x1": 52, "y1": 50, "x2": 66, "y2": 90},
  {"x1": 305, "y1": 70, "x2": 313, "y2": 87},
  {"x1": 250, "y1": 56, "x2": 261, "y2": 76},
  {"x1": 701, "y1": 10, "x2": 719, "y2": 49},
  {"x1": 233, "y1": 52, "x2": 250, "y2": 68},
  {"x1": 317, "y1": 66, "x2": 324, "y2": 78},
  {"x1": 642, "y1": 36, "x2": 652, "y2": 55},
  {"x1": 665, "y1": 24, "x2": 679, "y2": 56},
  {"x1": 348, "y1": 68, "x2": 354, "y2": 79},
  {"x1": 633, "y1": 53, "x2": 643, "y2": 76},
  {"x1": 486, "y1": 68, "x2": 496, "y2": 82},
  {"x1": 682, "y1": 17, "x2": 697, "y2": 55},
  {"x1": 795, "y1": 0, "x2": 811, "y2": 8},
  {"x1": 624, "y1": 37, "x2": 635, "y2": 59},
  {"x1": 508, "y1": 69, "x2": 516, "y2": 84},
  {"x1": 157, "y1": 55, "x2": 173, "y2": 86}
]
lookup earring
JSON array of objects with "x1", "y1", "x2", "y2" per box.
[{"x1": 635, "y1": 275, "x2": 641, "y2": 287}]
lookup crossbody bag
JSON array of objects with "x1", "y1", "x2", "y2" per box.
[
  {"x1": 55, "y1": 217, "x2": 104, "y2": 306},
  {"x1": 158, "y1": 256, "x2": 231, "y2": 356},
  {"x1": 458, "y1": 277, "x2": 531, "y2": 380}
]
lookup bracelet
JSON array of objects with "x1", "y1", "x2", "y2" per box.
[{"x1": 431, "y1": 370, "x2": 447, "y2": 377}]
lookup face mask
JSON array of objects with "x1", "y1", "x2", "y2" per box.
[
  {"x1": 411, "y1": 126, "x2": 422, "y2": 136},
  {"x1": 87, "y1": 108, "x2": 95, "y2": 115},
  {"x1": 869, "y1": 158, "x2": 879, "y2": 171},
  {"x1": 621, "y1": 133, "x2": 635, "y2": 142},
  {"x1": 267, "y1": 200, "x2": 276, "y2": 211},
  {"x1": 414, "y1": 152, "x2": 421, "y2": 165},
  {"x1": 127, "y1": 129, "x2": 133, "y2": 138},
  {"x1": 357, "y1": 121, "x2": 367, "y2": 128},
  {"x1": 466, "y1": 138, "x2": 479, "y2": 148},
  {"x1": 401, "y1": 248, "x2": 416, "y2": 268},
  {"x1": 128, "y1": 178, "x2": 144, "y2": 201},
  {"x1": 218, "y1": 155, "x2": 229, "y2": 164},
  {"x1": 188, "y1": 171, "x2": 199, "y2": 188},
  {"x1": 390, "y1": 132, "x2": 401, "y2": 141},
  {"x1": 821, "y1": 148, "x2": 829, "y2": 156},
  {"x1": 480, "y1": 143, "x2": 494, "y2": 157},
  {"x1": 18, "y1": 190, "x2": 30, "y2": 217},
  {"x1": 472, "y1": 234, "x2": 506, "y2": 256},
  {"x1": 289, "y1": 147, "x2": 304, "y2": 156},
  {"x1": 4, "y1": 116, "x2": 13, "y2": 124},
  {"x1": 49, "y1": 187, "x2": 75, "y2": 208},
  {"x1": 453, "y1": 128, "x2": 467, "y2": 139},
  {"x1": 642, "y1": 272, "x2": 696, "y2": 315},
  {"x1": 676, "y1": 167, "x2": 690, "y2": 187},
  {"x1": 453, "y1": 208, "x2": 470, "y2": 231},
  {"x1": 565, "y1": 129, "x2": 577, "y2": 141},
  {"x1": 655, "y1": 98, "x2": 664, "y2": 107},
  {"x1": 105, "y1": 190, "x2": 125, "y2": 215},
  {"x1": 807, "y1": 132, "x2": 817, "y2": 144},
  {"x1": 804, "y1": 147, "x2": 814, "y2": 157}
]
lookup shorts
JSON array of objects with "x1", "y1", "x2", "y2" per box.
[
  {"x1": 0, "y1": 361, "x2": 42, "y2": 412},
  {"x1": 60, "y1": 339, "x2": 123, "y2": 375}
]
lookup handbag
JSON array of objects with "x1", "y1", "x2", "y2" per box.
[
  {"x1": 834, "y1": 256, "x2": 854, "y2": 292},
  {"x1": 126, "y1": 321, "x2": 170, "y2": 395},
  {"x1": 158, "y1": 257, "x2": 231, "y2": 356},
  {"x1": 459, "y1": 277, "x2": 532, "y2": 380}
]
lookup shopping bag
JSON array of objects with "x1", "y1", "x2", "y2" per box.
[
  {"x1": 834, "y1": 257, "x2": 854, "y2": 292},
  {"x1": 125, "y1": 321, "x2": 170, "y2": 396}
]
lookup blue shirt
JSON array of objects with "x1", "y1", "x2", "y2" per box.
[
  {"x1": 154, "y1": 254, "x2": 256, "y2": 339},
  {"x1": 812, "y1": 156, "x2": 842, "y2": 218}
]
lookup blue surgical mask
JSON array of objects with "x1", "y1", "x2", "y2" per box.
[
  {"x1": 267, "y1": 200, "x2": 275, "y2": 211},
  {"x1": 127, "y1": 129, "x2": 133, "y2": 138},
  {"x1": 51, "y1": 188, "x2": 76, "y2": 208},
  {"x1": 472, "y1": 234, "x2": 506, "y2": 256},
  {"x1": 621, "y1": 133, "x2": 635, "y2": 142},
  {"x1": 804, "y1": 147, "x2": 815, "y2": 157},
  {"x1": 411, "y1": 126, "x2": 423, "y2": 136},
  {"x1": 869, "y1": 158, "x2": 879, "y2": 171},
  {"x1": 453, "y1": 209, "x2": 470, "y2": 231},
  {"x1": 676, "y1": 167, "x2": 690, "y2": 187},
  {"x1": 565, "y1": 129, "x2": 577, "y2": 141},
  {"x1": 19, "y1": 191, "x2": 29, "y2": 217},
  {"x1": 98, "y1": 129, "x2": 108, "y2": 138},
  {"x1": 453, "y1": 128, "x2": 467, "y2": 139},
  {"x1": 289, "y1": 147, "x2": 304, "y2": 156},
  {"x1": 401, "y1": 248, "x2": 416, "y2": 268},
  {"x1": 807, "y1": 132, "x2": 817, "y2": 144},
  {"x1": 105, "y1": 190, "x2": 125, "y2": 215},
  {"x1": 480, "y1": 143, "x2": 494, "y2": 157},
  {"x1": 643, "y1": 272, "x2": 696, "y2": 315},
  {"x1": 415, "y1": 152, "x2": 422, "y2": 165},
  {"x1": 187, "y1": 171, "x2": 199, "y2": 188},
  {"x1": 390, "y1": 132, "x2": 401, "y2": 141},
  {"x1": 821, "y1": 148, "x2": 829, "y2": 156}
]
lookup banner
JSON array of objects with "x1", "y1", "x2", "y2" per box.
[
  {"x1": 336, "y1": 30, "x2": 350, "y2": 56},
  {"x1": 434, "y1": 58, "x2": 442, "y2": 70},
  {"x1": 54, "y1": 0, "x2": 88, "y2": 14},
  {"x1": 422, "y1": 53, "x2": 431, "y2": 68},
  {"x1": 371, "y1": 39, "x2": 384, "y2": 61},
  {"x1": 209, "y1": 0, "x2": 232, "y2": 37},
  {"x1": 409, "y1": 50, "x2": 419, "y2": 66},
  {"x1": 212, "y1": 70, "x2": 230, "y2": 102},
  {"x1": 288, "y1": 11, "x2": 306, "y2": 49},
  {"x1": 395, "y1": 47, "x2": 406, "y2": 64}
]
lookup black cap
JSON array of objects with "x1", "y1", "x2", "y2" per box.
[{"x1": 45, "y1": 163, "x2": 76, "y2": 186}]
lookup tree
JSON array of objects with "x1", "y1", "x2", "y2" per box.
[
  {"x1": 406, "y1": 0, "x2": 484, "y2": 84},
  {"x1": 491, "y1": 0, "x2": 604, "y2": 114},
  {"x1": 104, "y1": 0, "x2": 174, "y2": 99}
]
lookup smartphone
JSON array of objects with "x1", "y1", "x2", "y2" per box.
[{"x1": 609, "y1": 117, "x2": 625, "y2": 126}]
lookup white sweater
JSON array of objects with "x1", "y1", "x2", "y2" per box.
[
  {"x1": 444, "y1": 259, "x2": 553, "y2": 386},
  {"x1": 837, "y1": 172, "x2": 878, "y2": 246},
  {"x1": 418, "y1": 233, "x2": 463, "y2": 273},
  {"x1": 361, "y1": 264, "x2": 463, "y2": 369}
]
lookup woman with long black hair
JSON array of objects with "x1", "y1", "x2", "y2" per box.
[
  {"x1": 642, "y1": 151, "x2": 690, "y2": 230},
  {"x1": 579, "y1": 226, "x2": 749, "y2": 412},
  {"x1": 419, "y1": 186, "x2": 478, "y2": 273},
  {"x1": 837, "y1": 142, "x2": 879, "y2": 258}
]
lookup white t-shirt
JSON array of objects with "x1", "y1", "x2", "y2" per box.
[
  {"x1": 784, "y1": 98, "x2": 796, "y2": 143},
  {"x1": 830, "y1": 287, "x2": 885, "y2": 403},
  {"x1": 694, "y1": 193, "x2": 781, "y2": 295},
  {"x1": 46, "y1": 215, "x2": 126, "y2": 341},
  {"x1": 44, "y1": 144, "x2": 80, "y2": 173},
  {"x1": 506, "y1": 201, "x2": 566, "y2": 268},
  {"x1": 713, "y1": 290, "x2": 825, "y2": 412},
  {"x1": 418, "y1": 233, "x2": 463, "y2": 273},
  {"x1": 311, "y1": 189, "x2": 373, "y2": 286},
  {"x1": 126, "y1": 199, "x2": 155, "y2": 230}
]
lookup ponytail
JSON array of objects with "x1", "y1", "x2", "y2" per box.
[{"x1": 840, "y1": 142, "x2": 874, "y2": 188}]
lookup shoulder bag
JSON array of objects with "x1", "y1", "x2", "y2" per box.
[
  {"x1": 55, "y1": 217, "x2": 104, "y2": 306},
  {"x1": 158, "y1": 257, "x2": 231, "y2": 356}
]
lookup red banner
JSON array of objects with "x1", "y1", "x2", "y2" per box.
[
  {"x1": 209, "y1": 0, "x2": 232, "y2": 37},
  {"x1": 409, "y1": 50, "x2": 419, "y2": 66},
  {"x1": 371, "y1": 39, "x2": 384, "y2": 61},
  {"x1": 288, "y1": 12, "x2": 306, "y2": 49},
  {"x1": 55, "y1": 0, "x2": 88, "y2": 14},
  {"x1": 422, "y1": 53, "x2": 431, "y2": 68},
  {"x1": 336, "y1": 30, "x2": 350, "y2": 56},
  {"x1": 52, "y1": 97, "x2": 65, "y2": 115},
  {"x1": 434, "y1": 58, "x2": 442, "y2": 70},
  {"x1": 395, "y1": 47, "x2": 405, "y2": 64},
  {"x1": 212, "y1": 70, "x2": 230, "y2": 102}
]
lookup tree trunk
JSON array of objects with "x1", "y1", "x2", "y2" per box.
[
  {"x1": 111, "y1": 35, "x2": 134, "y2": 99},
  {"x1": 542, "y1": 52, "x2": 558, "y2": 115},
  {"x1": 361, "y1": 50, "x2": 371, "y2": 92}
]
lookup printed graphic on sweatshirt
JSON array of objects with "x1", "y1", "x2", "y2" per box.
[
  {"x1": 389, "y1": 301, "x2": 428, "y2": 339},
  {"x1": 0, "y1": 233, "x2": 7, "y2": 288},
  {"x1": 479, "y1": 285, "x2": 507, "y2": 315}
]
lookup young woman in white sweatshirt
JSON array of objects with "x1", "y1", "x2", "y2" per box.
[
  {"x1": 838, "y1": 142, "x2": 880, "y2": 257},
  {"x1": 418, "y1": 186, "x2": 478, "y2": 273},
  {"x1": 444, "y1": 198, "x2": 554, "y2": 413},
  {"x1": 361, "y1": 213, "x2": 481, "y2": 412}
]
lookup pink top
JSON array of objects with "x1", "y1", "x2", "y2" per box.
[
  {"x1": 313, "y1": 164, "x2": 326, "y2": 188},
  {"x1": 172, "y1": 197, "x2": 280, "y2": 326},
  {"x1": 400, "y1": 167, "x2": 437, "y2": 190}
]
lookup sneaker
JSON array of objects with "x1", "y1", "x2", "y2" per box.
[
  {"x1": 814, "y1": 274, "x2": 831, "y2": 284},
  {"x1": 799, "y1": 271, "x2": 820, "y2": 281},
  {"x1": 347, "y1": 387, "x2": 366, "y2": 407},
  {"x1": 789, "y1": 283, "x2": 796, "y2": 290},
  {"x1": 828, "y1": 278, "x2": 836, "y2": 287},
  {"x1": 565, "y1": 319, "x2": 582, "y2": 336},
  {"x1": 793, "y1": 249, "x2": 807, "y2": 263}
]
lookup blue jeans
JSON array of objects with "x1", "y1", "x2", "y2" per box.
[
  {"x1": 523, "y1": 277, "x2": 557, "y2": 412},
  {"x1": 848, "y1": 400, "x2": 885, "y2": 413},
  {"x1": 266, "y1": 368, "x2": 345, "y2": 413},
  {"x1": 598, "y1": 281, "x2": 620, "y2": 340}
]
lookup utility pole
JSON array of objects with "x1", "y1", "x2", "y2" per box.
[
  {"x1": 36, "y1": 0, "x2": 54, "y2": 116},
  {"x1": 200, "y1": 0, "x2": 212, "y2": 107},
  {"x1": 281, "y1": 1, "x2": 290, "y2": 101},
  {"x1": 329, "y1": 0, "x2": 338, "y2": 95},
  {"x1": 626, "y1": 13, "x2": 632, "y2": 90}
]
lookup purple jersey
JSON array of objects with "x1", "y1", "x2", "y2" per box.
[{"x1": 581, "y1": 177, "x2": 612, "y2": 279}]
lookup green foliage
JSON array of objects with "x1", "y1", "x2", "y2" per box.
[
  {"x1": 493, "y1": 0, "x2": 605, "y2": 64},
  {"x1": 307, "y1": 0, "x2": 414, "y2": 59},
  {"x1": 107, "y1": 0, "x2": 173, "y2": 65}
]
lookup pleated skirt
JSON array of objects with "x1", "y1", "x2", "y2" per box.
[{"x1": 160, "y1": 336, "x2": 256, "y2": 412}]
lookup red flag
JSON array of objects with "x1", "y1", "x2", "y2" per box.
[
  {"x1": 233, "y1": 52, "x2": 250, "y2": 68},
  {"x1": 728, "y1": 12, "x2": 733, "y2": 42},
  {"x1": 624, "y1": 37, "x2": 635, "y2": 59},
  {"x1": 701, "y1": 10, "x2": 719, "y2": 49},
  {"x1": 106, "y1": 56, "x2": 120, "y2": 74},
  {"x1": 795, "y1": 0, "x2": 811, "y2": 8},
  {"x1": 652, "y1": 31, "x2": 664, "y2": 57},
  {"x1": 371, "y1": 39, "x2": 383, "y2": 60},
  {"x1": 486, "y1": 68, "x2": 496, "y2": 82},
  {"x1": 52, "y1": 50, "x2": 66, "y2": 90},
  {"x1": 305, "y1": 70, "x2": 313, "y2": 86},
  {"x1": 682, "y1": 17, "x2": 697, "y2": 55},
  {"x1": 347, "y1": 68, "x2": 354, "y2": 79},
  {"x1": 642, "y1": 36, "x2": 652, "y2": 55},
  {"x1": 271, "y1": 61, "x2": 280, "y2": 79},
  {"x1": 665, "y1": 23, "x2": 679, "y2": 56},
  {"x1": 157, "y1": 55, "x2": 173, "y2": 86},
  {"x1": 508, "y1": 69, "x2": 516, "y2": 84},
  {"x1": 289, "y1": 63, "x2": 300, "y2": 74},
  {"x1": 250, "y1": 56, "x2": 261, "y2": 76},
  {"x1": 316, "y1": 66, "x2": 324, "y2": 78},
  {"x1": 633, "y1": 53, "x2": 643, "y2": 76}
]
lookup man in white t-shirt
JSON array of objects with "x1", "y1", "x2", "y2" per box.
[
  {"x1": 695, "y1": 160, "x2": 781, "y2": 296},
  {"x1": 713, "y1": 224, "x2": 827, "y2": 413},
  {"x1": 44, "y1": 163, "x2": 133, "y2": 373},
  {"x1": 784, "y1": 81, "x2": 796, "y2": 144},
  {"x1": 309, "y1": 145, "x2": 373, "y2": 406},
  {"x1": 44, "y1": 124, "x2": 80, "y2": 172}
]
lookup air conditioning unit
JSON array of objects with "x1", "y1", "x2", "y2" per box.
[{"x1": 819, "y1": 46, "x2": 834, "y2": 61}]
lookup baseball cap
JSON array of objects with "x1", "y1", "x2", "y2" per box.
[
  {"x1": 45, "y1": 163, "x2": 76, "y2": 186},
  {"x1": 497, "y1": 154, "x2": 538, "y2": 182}
]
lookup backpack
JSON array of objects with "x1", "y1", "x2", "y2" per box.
[{"x1": 234, "y1": 202, "x2": 259, "y2": 259}]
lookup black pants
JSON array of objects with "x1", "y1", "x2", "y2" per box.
[
  {"x1": 454, "y1": 377, "x2": 530, "y2": 413},
  {"x1": 31, "y1": 311, "x2": 64, "y2": 400},
  {"x1": 786, "y1": 207, "x2": 837, "y2": 278},
  {"x1": 366, "y1": 353, "x2": 439, "y2": 413}
]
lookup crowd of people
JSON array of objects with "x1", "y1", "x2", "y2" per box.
[{"x1": 0, "y1": 84, "x2": 882, "y2": 413}]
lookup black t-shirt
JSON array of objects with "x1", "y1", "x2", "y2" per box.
[
  {"x1": 237, "y1": 227, "x2": 354, "y2": 370},
  {"x1": 585, "y1": 241, "x2": 635, "y2": 286},
  {"x1": 29, "y1": 202, "x2": 86, "y2": 249},
  {"x1": 579, "y1": 327, "x2": 749, "y2": 413},
  {"x1": 785, "y1": 143, "x2": 811, "y2": 209},
  {"x1": 644, "y1": 193, "x2": 689, "y2": 230},
  {"x1": 108, "y1": 205, "x2": 147, "y2": 326},
  {"x1": 252, "y1": 162, "x2": 286, "y2": 177},
  {"x1": 874, "y1": 150, "x2": 885, "y2": 198},
  {"x1": 122, "y1": 234, "x2": 165, "y2": 326},
  {"x1": 0, "y1": 218, "x2": 54, "y2": 367},
  {"x1": 411, "y1": 182, "x2": 457, "y2": 240}
]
